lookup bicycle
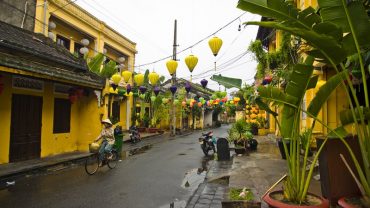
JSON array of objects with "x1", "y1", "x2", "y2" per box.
[{"x1": 85, "y1": 146, "x2": 119, "y2": 175}]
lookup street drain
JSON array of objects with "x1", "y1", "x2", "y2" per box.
[{"x1": 178, "y1": 153, "x2": 186, "y2": 156}]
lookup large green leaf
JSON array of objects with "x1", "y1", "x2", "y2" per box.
[
  {"x1": 257, "y1": 85, "x2": 287, "y2": 105},
  {"x1": 210, "y1": 74, "x2": 242, "y2": 89},
  {"x1": 88, "y1": 53, "x2": 104, "y2": 74},
  {"x1": 246, "y1": 21, "x2": 347, "y2": 64},
  {"x1": 327, "y1": 126, "x2": 349, "y2": 138},
  {"x1": 307, "y1": 75, "x2": 319, "y2": 90},
  {"x1": 255, "y1": 97, "x2": 278, "y2": 117},
  {"x1": 307, "y1": 71, "x2": 346, "y2": 117},
  {"x1": 318, "y1": 0, "x2": 370, "y2": 54},
  {"x1": 101, "y1": 60, "x2": 117, "y2": 78},
  {"x1": 340, "y1": 107, "x2": 370, "y2": 126},
  {"x1": 237, "y1": 0, "x2": 309, "y2": 29}
]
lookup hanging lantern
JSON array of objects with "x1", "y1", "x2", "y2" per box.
[
  {"x1": 139, "y1": 86, "x2": 147, "y2": 94},
  {"x1": 219, "y1": 101, "x2": 224, "y2": 106},
  {"x1": 198, "y1": 102, "x2": 202, "y2": 107},
  {"x1": 122, "y1": 70, "x2": 132, "y2": 83},
  {"x1": 185, "y1": 54, "x2": 198, "y2": 73},
  {"x1": 134, "y1": 73, "x2": 144, "y2": 86},
  {"x1": 126, "y1": 84, "x2": 132, "y2": 94},
  {"x1": 140, "y1": 94, "x2": 146, "y2": 99},
  {"x1": 111, "y1": 73, "x2": 122, "y2": 85},
  {"x1": 170, "y1": 85, "x2": 177, "y2": 95},
  {"x1": 80, "y1": 39, "x2": 89, "y2": 46},
  {"x1": 118, "y1": 88, "x2": 126, "y2": 96},
  {"x1": 200, "y1": 79, "x2": 208, "y2": 88},
  {"x1": 69, "y1": 94, "x2": 78, "y2": 104},
  {"x1": 111, "y1": 84, "x2": 118, "y2": 90},
  {"x1": 151, "y1": 96, "x2": 156, "y2": 102},
  {"x1": 208, "y1": 37, "x2": 223, "y2": 56},
  {"x1": 166, "y1": 60, "x2": 178, "y2": 75},
  {"x1": 265, "y1": 75, "x2": 273, "y2": 83},
  {"x1": 79, "y1": 47, "x2": 89, "y2": 55},
  {"x1": 174, "y1": 99, "x2": 179, "y2": 105},
  {"x1": 153, "y1": 86, "x2": 160, "y2": 96},
  {"x1": 118, "y1": 57, "x2": 126, "y2": 64},
  {"x1": 109, "y1": 87, "x2": 118, "y2": 94},
  {"x1": 182, "y1": 101, "x2": 186, "y2": 107},
  {"x1": 185, "y1": 82, "x2": 191, "y2": 93},
  {"x1": 149, "y1": 71, "x2": 160, "y2": 86}
]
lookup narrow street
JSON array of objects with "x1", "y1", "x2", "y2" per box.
[{"x1": 0, "y1": 126, "x2": 229, "y2": 208}]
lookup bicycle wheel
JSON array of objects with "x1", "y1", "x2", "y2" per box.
[
  {"x1": 85, "y1": 154, "x2": 99, "y2": 175},
  {"x1": 107, "y1": 151, "x2": 119, "y2": 169}
]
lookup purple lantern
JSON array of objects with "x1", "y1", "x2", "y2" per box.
[
  {"x1": 126, "y1": 84, "x2": 131, "y2": 94},
  {"x1": 200, "y1": 79, "x2": 208, "y2": 88},
  {"x1": 153, "y1": 86, "x2": 160, "y2": 96},
  {"x1": 111, "y1": 83, "x2": 118, "y2": 90},
  {"x1": 185, "y1": 82, "x2": 191, "y2": 93},
  {"x1": 139, "y1": 86, "x2": 147, "y2": 94},
  {"x1": 170, "y1": 85, "x2": 177, "y2": 95}
]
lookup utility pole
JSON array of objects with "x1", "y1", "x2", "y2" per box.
[{"x1": 171, "y1": 20, "x2": 178, "y2": 136}]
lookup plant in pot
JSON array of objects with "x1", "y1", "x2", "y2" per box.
[
  {"x1": 238, "y1": 0, "x2": 370, "y2": 207},
  {"x1": 228, "y1": 119, "x2": 249, "y2": 155}
]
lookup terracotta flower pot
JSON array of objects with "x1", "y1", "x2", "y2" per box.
[
  {"x1": 262, "y1": 191, "x2": 329, "y2": 208},
  {"x1": 338, "y1": 196, "x2": 364, "y2": 208}
]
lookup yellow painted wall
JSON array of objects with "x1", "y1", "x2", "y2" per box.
[
  {"x1": 0, "y1": 73, "x2": 12, "y2": 164},
  {"x1": 0, "y1": 69, "x2": 107, "y2": 164}
]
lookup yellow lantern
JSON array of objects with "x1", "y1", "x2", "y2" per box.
[
  {"x1": 109, "y1": 87, "x2": 118, "y2": 94},
  {"x1": 111, "y1": 73, "x2": 122, "y2": 85},
  {"x1": 148, "y1": 71, "x2": 160, "y2": 86},
  {"x1": 166, "y1": 59, "x2": 178, "y2": 75},
  {"x1": 185, "y1": 54, "x2": 198, "y2": 73},
  {"x1": 122, "y1": 70, "x2": 132, "y2": 83},
  {"x1": 208, "y1": 37, "x2": 223, "y2": 56},
  {"x1": 134, "y1": 73, "x2": 144, "y2": 86}
]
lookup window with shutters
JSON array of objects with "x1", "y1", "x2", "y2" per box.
[
  {"x1": 112, "y1": 101, "x2": 120, "y2": 122},
  {"x1": 53, "y1": 98, "x2": 71, "y2": 133}
]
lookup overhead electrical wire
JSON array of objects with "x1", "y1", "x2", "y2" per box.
[
  {"x1": 0, "y1": 0, "x2": 258, "y2": 83},
  {"x1": 134, "y1": 12, "x2": 247, "y2": 68},
  {"x1": 50, "y1": 0, "x2": 80, "y2": 14},
  {"x1": 79, "y1": 0, "x2": 169, "y2": 55}
]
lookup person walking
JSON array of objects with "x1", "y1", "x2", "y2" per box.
[{"x1": 95, "y1": 119, "x2": 115, "y2": 164}]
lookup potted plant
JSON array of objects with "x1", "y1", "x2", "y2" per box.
[
  {"x1": 221, "y1": 187, "x2": 261, "y2": 208},
  {"x1": 228, "y1": 119, "x2": 249, "y2": 155},
  {"x1": 238, "y1": 0, "x2": 370, "y2": 207}
]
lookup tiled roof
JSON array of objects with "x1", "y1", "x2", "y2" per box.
[{"x1": 0, "y1": 20, "x2": 104, "y2": 88}]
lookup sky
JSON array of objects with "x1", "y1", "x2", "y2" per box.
[{"x1": 75, "y1": 0, "x2": 260, "y2": 93}]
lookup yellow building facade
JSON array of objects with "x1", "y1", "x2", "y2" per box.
[
  {"x1": 0, "y1": 0, "x2": 136, "y2": 164},
  {"x1": 261, "y1": 0, "x2": 349, "y2": 140}
]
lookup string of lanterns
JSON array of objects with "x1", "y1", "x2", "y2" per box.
[{"x1": 104, "y1": 36, "x2": 234, "y2": 113}]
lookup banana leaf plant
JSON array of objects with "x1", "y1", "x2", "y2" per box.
[{"x1": 238, "y1": 0, "x2": 370, "y2": 205}]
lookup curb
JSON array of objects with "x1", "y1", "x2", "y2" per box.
[{"x1": 0, "y1": 130, "x2": 198, "y2": 184}]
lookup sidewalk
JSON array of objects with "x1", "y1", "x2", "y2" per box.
[
  {"x1": 0, "y1": 129, "x2": 195, "y2": 182},
  {"x1": 186, "y1": 135, "x2": 322, "y2": 208}
]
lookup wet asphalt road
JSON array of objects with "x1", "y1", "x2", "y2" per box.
[{"x1": 0, "y1": 125, "x2": 229, "y2": 208}]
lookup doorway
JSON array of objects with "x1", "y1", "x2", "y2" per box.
[{"x1": 10, "y1": 94, "x2": 43, "y2": 162}]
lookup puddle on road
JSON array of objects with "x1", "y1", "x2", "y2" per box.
[
  {"x1": 181, "y1": 155, "x2": 213, "y2": 191},
  {"x1": 126, "y1": 144, "x2": 153, "y2": 156}
]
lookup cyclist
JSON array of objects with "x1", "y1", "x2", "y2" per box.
[{"x1": 94, "y1": 119, "x2": 115, "y2": 164}]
